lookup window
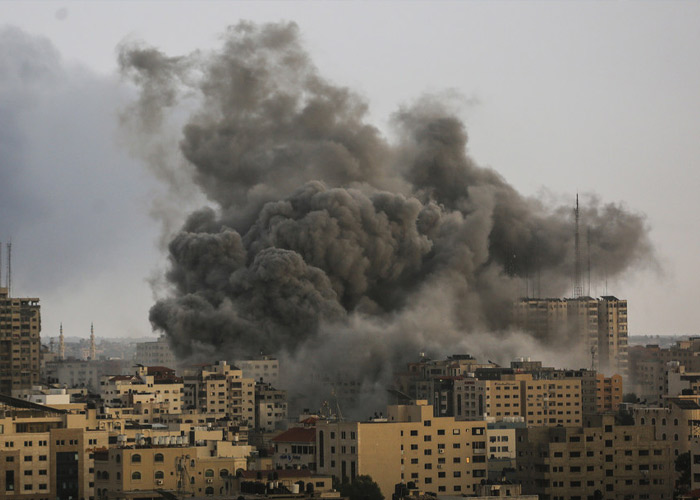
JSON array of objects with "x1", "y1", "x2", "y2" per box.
[
  {"x1": 155, "y1": 471, "x2": 164, "y2": 479},
  {"x1": 220, "y1": 469, "x2": 229, "y2": 477},
  {"x1": 205, "y1": 469, "x2": 214, "y2": 477},
  {"x1": 410, "y1": 430, "x2": 418, "y2": 436},
  {"x1": 154, "y1": 453, "x2": 164, "y2": 463},
  {"x1": 132, "y1": 472, "x2": 141, "y2": 480},
  {"x1": 131, "y1": 454, "x2": 141, "y2": 463}
]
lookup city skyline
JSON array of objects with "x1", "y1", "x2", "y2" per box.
[{"x1": 1, "y1": 2, "x2": 699, "y2": 345}]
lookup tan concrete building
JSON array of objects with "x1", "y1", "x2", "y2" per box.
[
  {"x1": 691, "y1": 437, "x2": 700, "y2": 492},
  {"x1": 598, "y1": 296, "x2": 628, "y2": 376},
  {"x1": 94, "y1": 442, "x2": 250, "y2": 499},
  {"x1": 0, "y1": 287, "x2": 41, "y2": 395},
  {"x1": 272, "y1": 427, "x2": 317, "y2": 471},
  {"x1": 513, "y1": 296, "x2": 628, "y2": 376},
  {"x1": 457, "y1": 373, "x2": 582, "y2": 426},
  {"x1": 596, "y1": 373, "x2": 623, "y2": 412},
  {"x1": 516, "y1": 414, "x2": 674, "y2": 500},
  {"x1": 133, "y1": 335, "x2": 177, "y2": 370},
  {"x1": 235, "y1": 356, "x2": 280, "y2": 386},
  {"x1": 183, "y1": 361, "x2": 255, "y2": 424},
  {"x1": 100, "y1": 366, "x2": 183, "y2": 420},
  {"x1": 0, "y1": 395, "x2": 108, "y2": 500},
  {"x1": 255, "y1": 382, "x2": 287, "y2": 432},
  {"x1": 633, "y1": 398, "x2": 700, "y2": 458},
  {"x1": 316, "y1": 401, "x2": 488, "y2": 499}
]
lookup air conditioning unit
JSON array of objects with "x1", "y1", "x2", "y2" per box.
[
  {"x1": 206, "y1": 479, "x2": 214, "y2": 484},
  {"x1": 156, "y1": 480, "x2": 163, "y2": 485}
]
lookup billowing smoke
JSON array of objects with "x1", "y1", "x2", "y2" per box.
[{"x1": 119, "y1": 21, "x2": 653, "y2": 415}]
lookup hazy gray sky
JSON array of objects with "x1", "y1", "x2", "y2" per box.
[{"x1": 2, "y1": 1, "x2": 699, "y2": 342}]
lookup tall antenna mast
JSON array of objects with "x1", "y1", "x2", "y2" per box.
[
  {"x1": 6, "y1": 242, "x2": 11, "y2": 296},
  {"x1": 587, "y1": 226, "x2": 591, "y2": 297},
  {"x1": 0, "y1": 241, "x2": 3, "y2": 288},
  {"x1": 573, "y1": 195, "x2": 582, "y2": 298}
]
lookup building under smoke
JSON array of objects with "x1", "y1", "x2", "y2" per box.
[
  {"x1": 118, "y1": 21, "x2": 652, "y2": 415},
  {"x1": 513, "y1": 296, "x2": 628, "y2": 376}
]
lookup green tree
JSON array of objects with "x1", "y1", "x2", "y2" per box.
[{"x1": 336, "y1": 475, "x2": 384, "y2": 500}]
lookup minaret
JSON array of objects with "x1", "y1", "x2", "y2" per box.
[
  {"x1": 89, "y1": 323, "x2": 96, "y2": 361},
  {"x1": 59, "y1": 323, "x2": 65, "y2": 360}
]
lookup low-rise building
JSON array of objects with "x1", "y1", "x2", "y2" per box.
[
  {"x1": 94, "y1": 441, "x2": 250, "y2": 499},
  {"x1": 273, "y1": 427, "x2": 317, "y2": 471}
]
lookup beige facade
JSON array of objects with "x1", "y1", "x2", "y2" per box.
[
  {"x1": 0, "y1": 400, "x2": 108, "y2": 500},
  {"x1": 100, "y1": 366, "x2": 183, "y2": 418},
  {"x1": 183, "y1": 361, "x2": 255, "y2": 424},
  {"x1": 598, "y1": 296, "x2": 628, "y2": 376},
  {"x1": 514, "y1": 296, "x2": 628, "y2": 376},
  {"x1": 633, "y1": 398, "x2": 700, "y2": 458},
  {"x1": 255, "y1": 382, "x2": 287, "y2": 432},
  {"x1": 0, "y1": 287, "x2": 41, "y2": 395},
  {"x1": 457, "y1": 374, "x2": 582, "y2": 426},
  {"x1": 316, "y1": 401, "x2": 488, "y2": 499},
  {"x1": 235, "y1": 357, "x2": 280, "y2": 386},
  {"x1": 596, "y1": 373, "x2": 623, "y2": 412},
  {"x1": 133, "y1": 335, "x2": 177, "y2": 369},
  {"x1": 516, "y1": 414, "x2": 673, "y2": 500},
  {"x1": 94, "y1": 443, "x2": 249, "y2": 499}
]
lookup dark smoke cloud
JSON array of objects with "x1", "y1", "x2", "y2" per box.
[{"x1": 120, "y1": 21, "x2": 654, "y2": 415}]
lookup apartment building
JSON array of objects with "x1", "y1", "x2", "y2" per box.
[
  {"x1": 596, "y1": 373, "x2": 623, "y2": 412},
  {"x1": 457, "y1": 373, "x2": 582, "y2": 426},
  {"x1": 691, "y1": 437, "x2": 700, "y2": 492},
  {"x1": 44, "y1": 359, "x2": 131, "y2": 393},
  {"x1": 516, "y1": 414, "x2": 673, "y2": 500},
  {"x1": 94, "y1": 441, "x2": 250, "y2": 499},
  {"x1": 0, "y1": 395, "x2": 108, "y2": 500},
  {"x1": 633, "y1": 398, "x2": 700, "y2": 458},
  {"x1": 0, "y1": 287, "x2": 41, "y2": 395},
  {"x1": 316, "y1": 400, "x2": 488, "y2": 499},
  {"x1": 235, "y1": 356, "x2": 280, "y2": 386},
  {"x1": 598, "y1": 296, "x2": 628, "y2": 376},
  {"x1": 255, "y1": 382, "x2": 287, "y2": 432},
  {"x1": 513, "y1": 296, "x2": 628, "y2": 376},
  {"x1": 100, "y1": 366, "x2": 183, "y2": 418},
  {"x1": 133, "y1": 335, "x2": 177, "y2": 369},
  {"x1": 182, "y1": 361, "x2": 255, "y2": 424}
]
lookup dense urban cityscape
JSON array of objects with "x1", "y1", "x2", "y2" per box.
[
  {"x1": 3, "y1": 3, "x2": 700, "y2": 500},
  {"x1": 4, "y1": 259, "x2": 700, "y2": 500}
]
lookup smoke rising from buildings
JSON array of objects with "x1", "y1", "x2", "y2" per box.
[{"x1": 119, "y1": 21, "x2": 654, "y2": 414}]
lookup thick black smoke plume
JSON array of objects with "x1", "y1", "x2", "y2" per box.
[{"x1": 119, "y1": 22, "x2": 653, "y2": 415}]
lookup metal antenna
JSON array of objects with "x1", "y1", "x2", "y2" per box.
[
  {"x1": 573, "y1": 195, "x2": 582, "y2": 298},
  {"x1": 6, "y1": 242, "x2": 11, "y2": 296},
  {"x1": 0, "y1": 240, "x2": 3, "y2": 289},
  {"x1": 587, "y1": 226, "x2": 591, "y2": 297}
]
